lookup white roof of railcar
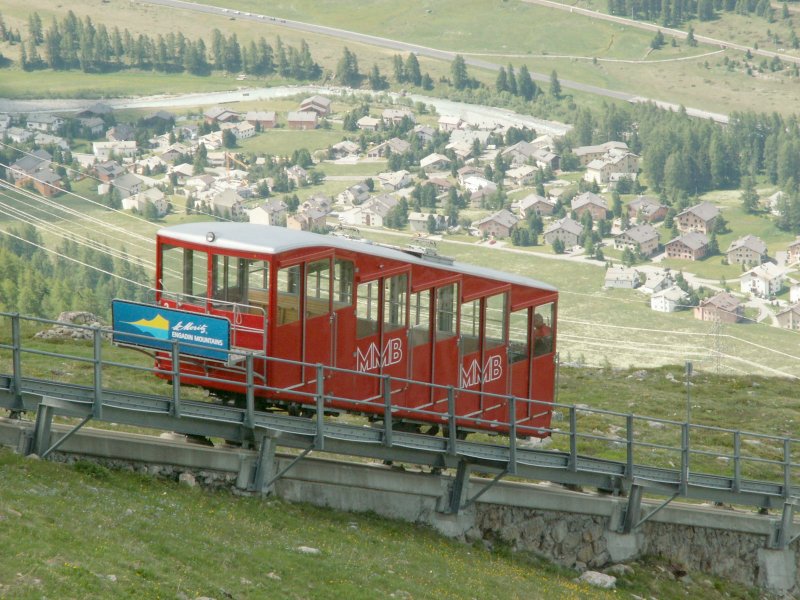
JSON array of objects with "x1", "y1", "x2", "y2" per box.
[{"x1": 158, "y1": 223, "x2": 557, "y2": 293}]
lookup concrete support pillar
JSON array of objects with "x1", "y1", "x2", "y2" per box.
[
  {"x1": 757, "y1": 548, "x2": 797, "y2": 596},
  {"x1": 605, "y1": 530, "x2": 645, "y2": 563}
]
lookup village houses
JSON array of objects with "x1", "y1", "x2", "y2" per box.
[
  {"x1": 544, "y1": 217, "x2": 584, "y2": 248},
  {"x1": 740, "y1": 263, "x2": 784, "y2": 298},
  {"x1": 651, "y1": 286, "x2": 688, "y2": 313},
  {"x1": 614, "y1": 224, "x2": 660, "y2": 257},
  {"x1": 665, "y1": 232, "x2": 709, "y2": 261},
  {"x1": 726, "y1": 235, "x2": 767, "y2": 265},
  {"x1": 676, "y1": 201, "x2": 720, "y2": 234},
  {"x1": 473, "y1": 209, "x2": 519, "y2": 239},
  {"x1": 571, "y1": 192, "x2": 608, "y2": 221},
  {"x1": 694, "y1": 292, "x2": 743, "y2": 324}
]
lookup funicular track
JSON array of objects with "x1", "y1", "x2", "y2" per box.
[{"x1": 2, "y1": 312, "x2": 800, "y2": 544}]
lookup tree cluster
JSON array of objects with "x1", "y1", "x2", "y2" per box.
[
  {"x1": 16, "y1": 11, "x2": 320, "y2": 80},
  {"x1": 0, "y1": 225, "x2": 150, "y2": 319},
  {"x1": 607, "y1": 0, "x2": 773, "y2": 26},
  {"x1": 495, "y1": 64, "x2": 539, "y2": 101}
]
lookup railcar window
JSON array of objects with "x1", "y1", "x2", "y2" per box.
[
  {"x1": 305, "y1": 259, "x2": 331, "y2": 318},
  {"x1": 509, "y1": 308, "x2": 530, "y2": 364},
  {"x1": 410, "y1": 290, "x2": 431, "y2": 347},
  {"x1": 356, "y1": 280, "x2": 379, "y2": 338},
  {"x1": 211, "y1": 255, "x2": 248, "y2": 307},
  {"x1": 277, "y1": 265, "x2": 301, "y2": 325},
  {"x1": 334, "y1": 259, "x2": 354, "y2": 308},
  {"x1": 383, "y1": 274, "x2": 408, "y2": 333},
  {"x1": 435, "y1": 283, "x2": 457, "y2": 340},
  {"x1": 161, "y1": 247, "x2": 208, "y2": 300},
  {"x1": 533, "y1": 302, "x2": 554, "y2": 356},
  {"x1": 247, "y1": 261, "x2": 269, "y2": 311},
  {"x1": 460, "y1": 299, "x2": 480, "y2": 355},
  {"x1": 484, "y1": 293, "x2": 507, "y2": 351},
  {"x1": 160, "y1": 245, "x2": 184, "y2": 297}
]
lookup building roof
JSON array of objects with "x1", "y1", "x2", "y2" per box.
[
  {"x1": 678, "y1": 201, "x2": 719, "y2": 222},
  {"x1": 744, "y1": 262, "x2": 784, "y2": 280},
  {"x1": 545, "y1": 217, "x2": 583, "y2": 236},
  {"x1": 573, "y1": 141, "x2": 628, "y2": 156},
  {"x1": 474, "y1": 209, "x2": 519, "y2": 229},
  {"x1": 571, "y1": 191, "x2": 607, "y2": 211},
  {"x1": 419, "y1": 153, "x2": 451, "y2": 169},
  {"x1": 617, "y1": 224, "x2": 658, "y2": 244},
  {"x1": 726, "y1": 234, "x2": 767, "y2": 256},
  {"x1": 604, "y1": 266, "x2": 639, "y2": 282},
  {"x1": 700, "y1": 291, "x2": 741, "y2": 312},
  {"x1": 653, "y1": 285, "x2": 687, "y2": 302},
  {"x1": 668, "y1": 232, "x2": 708, "y2": 251},
  {"x1": 287, "y1": 111, "x2": 318, "y2": 123}
]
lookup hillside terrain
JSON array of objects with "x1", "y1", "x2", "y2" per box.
[{"x1": 0, "y1": 445, "x2": 767, "y2": 599}]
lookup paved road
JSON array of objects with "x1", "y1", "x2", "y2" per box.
[{"x1": 140, "y1": 0, "x2": 727, "y2": 122}]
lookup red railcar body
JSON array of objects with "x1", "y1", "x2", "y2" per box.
[{"x1": 153, "y1": 223, "x2": 558, "y2": 437}]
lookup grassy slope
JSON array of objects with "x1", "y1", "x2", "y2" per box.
[{"x1": 0, "y1": 446, "x2": 764, "y2": 600}]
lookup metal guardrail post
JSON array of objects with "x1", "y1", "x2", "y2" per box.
[
  {"x1": 568, "y1": 405, "x2": 577, "y2": 472},
  {"x1": 508, "y1": 396, "x2": 517, "y2": 475},
  {"x1": 382, "y1": 375, "x2": 392, "y2": 448},
  {"x1": 626, "y1": 414, "x2": 634, "y2": 480},
  {"x1": 315, "y1": 364, "x2": 325, "y2": 451},
  {"x1": 245, "y1": 354, "x2": 255, "y2": 429},
  {"x1": 681, "y1": 423, "x2": 690, "y2": 496},
  {"x1": 11, "y1": 314, "x2": 22, "y2": 410},
  {"x1": 447, "y1": 386, "x2": 457, "y2": 456},
  {"x1": 171, "y1": 342, "x2": 181, "y2": 418},
  {"x1": 783, "y1": 438, "x2": 791, "y2": 501},
  {"x1": 733, "y1": 431, "x2": 741, "y2": 493},
  {"x1": 92, "y1": 327, "x2": 103, "y2": 419}
]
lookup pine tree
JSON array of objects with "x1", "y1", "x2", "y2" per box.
[
  {"x1": 451, "y1": 54, "x2": 469, "y2": 90},
  {"x1": 549, "y1": 70, "x2": 561, "y2": 98},
  {"x1": 405, "y1": 53, "x2": 421, "y2": 86},
  {"x1": 507, "y1": 64, "x2": 518, "y2": 96},
  {"x1": 517, "y1": 65, "x2": 537, "y2": 101}
]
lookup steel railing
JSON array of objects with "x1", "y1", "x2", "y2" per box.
[{"x1": 1, "y1": 311, "x2": 799, "y2": 508}]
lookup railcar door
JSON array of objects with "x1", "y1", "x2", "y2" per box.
[
  {"x1": 458, "y1": 297, "x2": 483, "y2": 420},
  {"x1": 327, "y1": 257, "x2": 357, "y2": 400},
  {"x1": 480, "y1": 293, "x2": 509, "y2": 427},
  {"x1": 271, "y1": 263, "x2": 303, "y2": 391},
  {"x1": 507, "y1": 306, "x2": 532, "y2": 432},
  {"x1": 529, "y1": 302, "x2": 557, "y2": 433},
  {"x1": 380, "y1": 273, "x2": 410, "y2": 399},
  {"x1": 431, "y1": 283, "x2": 460, "y2": 414},
  {"x1": 458, "y1": 292, "x2": 508, "y2": 429},
  {"x1": 303, "y1": 257, "x2": 333, "y2": 387},
  {"x1": 407, "y1": 288, "x2": 432, "y2": 411}
]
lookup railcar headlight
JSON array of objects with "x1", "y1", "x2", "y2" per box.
[{"x1": 206, "y1": 232, "x2": 216, "y2": 243}]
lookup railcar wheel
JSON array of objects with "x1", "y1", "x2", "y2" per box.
[{"x1": 442, "y1": 427, "x2": 468, "y2": 440}]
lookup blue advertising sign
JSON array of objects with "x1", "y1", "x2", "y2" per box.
[{"x1": 112, "y1": 299, "x2": 231, "y2": 361}]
